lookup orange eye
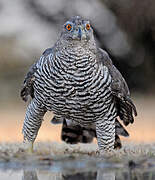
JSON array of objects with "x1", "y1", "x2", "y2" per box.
[
  {"x1": 86, "y1": 23, "x2": 91, "y2": 30},
  {"x1": 65, "y1": 24, "x2": 72, "y2": 31}
]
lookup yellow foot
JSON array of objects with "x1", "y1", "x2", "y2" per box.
[
  {"x1": 26, "y1": 142, "x2": 34, "y2": 154},
  {"x1": 98, "y1": 149, "x2": 115, "y2": 157}
]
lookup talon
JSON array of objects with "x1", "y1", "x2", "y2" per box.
[{"x1": 26, "y1": 142, "x2": 34, "y2": 153}]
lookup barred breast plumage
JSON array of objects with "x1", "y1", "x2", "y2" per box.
[
  {"x1": 35, "y1": 46, "x2": 112, "y2": 121},
  {"x1": 21, "y1": 16, "x2": 137, "y2": 153}
]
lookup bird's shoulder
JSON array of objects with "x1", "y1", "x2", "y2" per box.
[
  {"x1": 97, "y1": 48, "x2": 130, "y2": 97},
  {"x1": 36, "y1": 47, "x2": 54, "y2": 68},
  {"x1": 42, "y1": 48, "x2": 53, "y2": 57}
]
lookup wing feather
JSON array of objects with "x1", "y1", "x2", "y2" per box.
[{"x1": 98, "y1": 48, "x2": 137, "y2": 126}]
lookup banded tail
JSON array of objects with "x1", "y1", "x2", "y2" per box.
[{"x1": 51, "y1": 117, "x2": 129, "y2": 149}]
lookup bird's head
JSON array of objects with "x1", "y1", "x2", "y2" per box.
[{"x1": 60, "y1": 16, "x2": 94, "y2": 43}]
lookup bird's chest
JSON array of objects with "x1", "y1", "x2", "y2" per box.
[
  {"x1": 36, "y1": 50, "x2": 111, "y2": 121},
  {"x1": 45, "y1": 60, "x2": 108, "y2": 115},
  {"x1": 51, "y1": 60, "x2": 95, "y2": 101}
]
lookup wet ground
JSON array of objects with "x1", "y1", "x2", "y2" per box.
[
  {"x1": 1, "y1": 161, "x2": 155, "y2": 180},
  {"x1": 0, "y1": 142, "x2": 155, "y2": 180}
]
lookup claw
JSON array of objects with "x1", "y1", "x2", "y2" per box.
[{"x1": 26, "y1": 141, "x2": 34, "y2": 153}]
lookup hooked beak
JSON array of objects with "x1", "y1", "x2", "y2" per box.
[{"x1": 73, "y1": 26, "x2": 87, "y2": 40}]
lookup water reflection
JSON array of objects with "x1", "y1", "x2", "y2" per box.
[
  {"x1": 22, "y1": 171, "x2": 38, "y2": 180},
  {"x1": 22, "y1": 169, "x2": 155, "y2": 180},
  {"x1": 97, "y1": 171, "x2": 115, "y2": 180},
  {"x1": 22, "y1": 170, "x2": 63, "y2": 180},
  {"x1": 63, "y1": 172, "x2": 97, "y2": 180}
]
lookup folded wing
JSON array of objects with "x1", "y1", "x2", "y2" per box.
[{"x1": 98, "y1": 48, "x2": 137, "y2": 126}]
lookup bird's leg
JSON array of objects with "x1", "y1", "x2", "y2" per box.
[
  {"x1": 95, "y1": 116, "x2": 115, "y2": 154},
  {"x1": 27, "y1": 141, "x2": 34, "y2": 153},
  {"x1": 22, "y1": 99, "x2": 46, "y2": 153}
]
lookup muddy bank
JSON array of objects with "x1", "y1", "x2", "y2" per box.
[
  {"x1": 0, "y1": 142, "x2": 155, "y2": 179},
  {"x1": 0, "y1": 142, "x2": 155, "y2": 168}
]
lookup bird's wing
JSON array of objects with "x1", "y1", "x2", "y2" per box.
[
  {"x1": 98, "y1": 48, "x2": 137, "y2": 126},
  {"x1": 20, "y1": 48, "x2": 53, "y2": 102}
]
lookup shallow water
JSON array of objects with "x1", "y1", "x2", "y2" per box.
[
  {"x1": 0, "y1": 158, "x2": 155, "y2": 180},
  {"x1": 1, "y1": 166, "x2": 155, "y2": 180}
]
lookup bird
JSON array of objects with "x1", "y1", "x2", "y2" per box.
[{"x1": 21, "y1": 16, "x2": 137, "y2": 153}]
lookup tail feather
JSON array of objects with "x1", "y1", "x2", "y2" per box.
[
  {"x1": 114, "y1": 135, "x2": 122, "y2": 149},
  {"x1": 61, "y1": 118, "x2": 129, "y2": 147},
  {"x1": 115, "y1": 118, "x2": 129, "y2": 137},
  {"x1": 61, "y1": 119, "x2": 96, "y2": 144}
]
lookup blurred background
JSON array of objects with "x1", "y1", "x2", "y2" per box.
[{"x1": 0, "y1": 0, "x2": 155, "y2": 143}]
